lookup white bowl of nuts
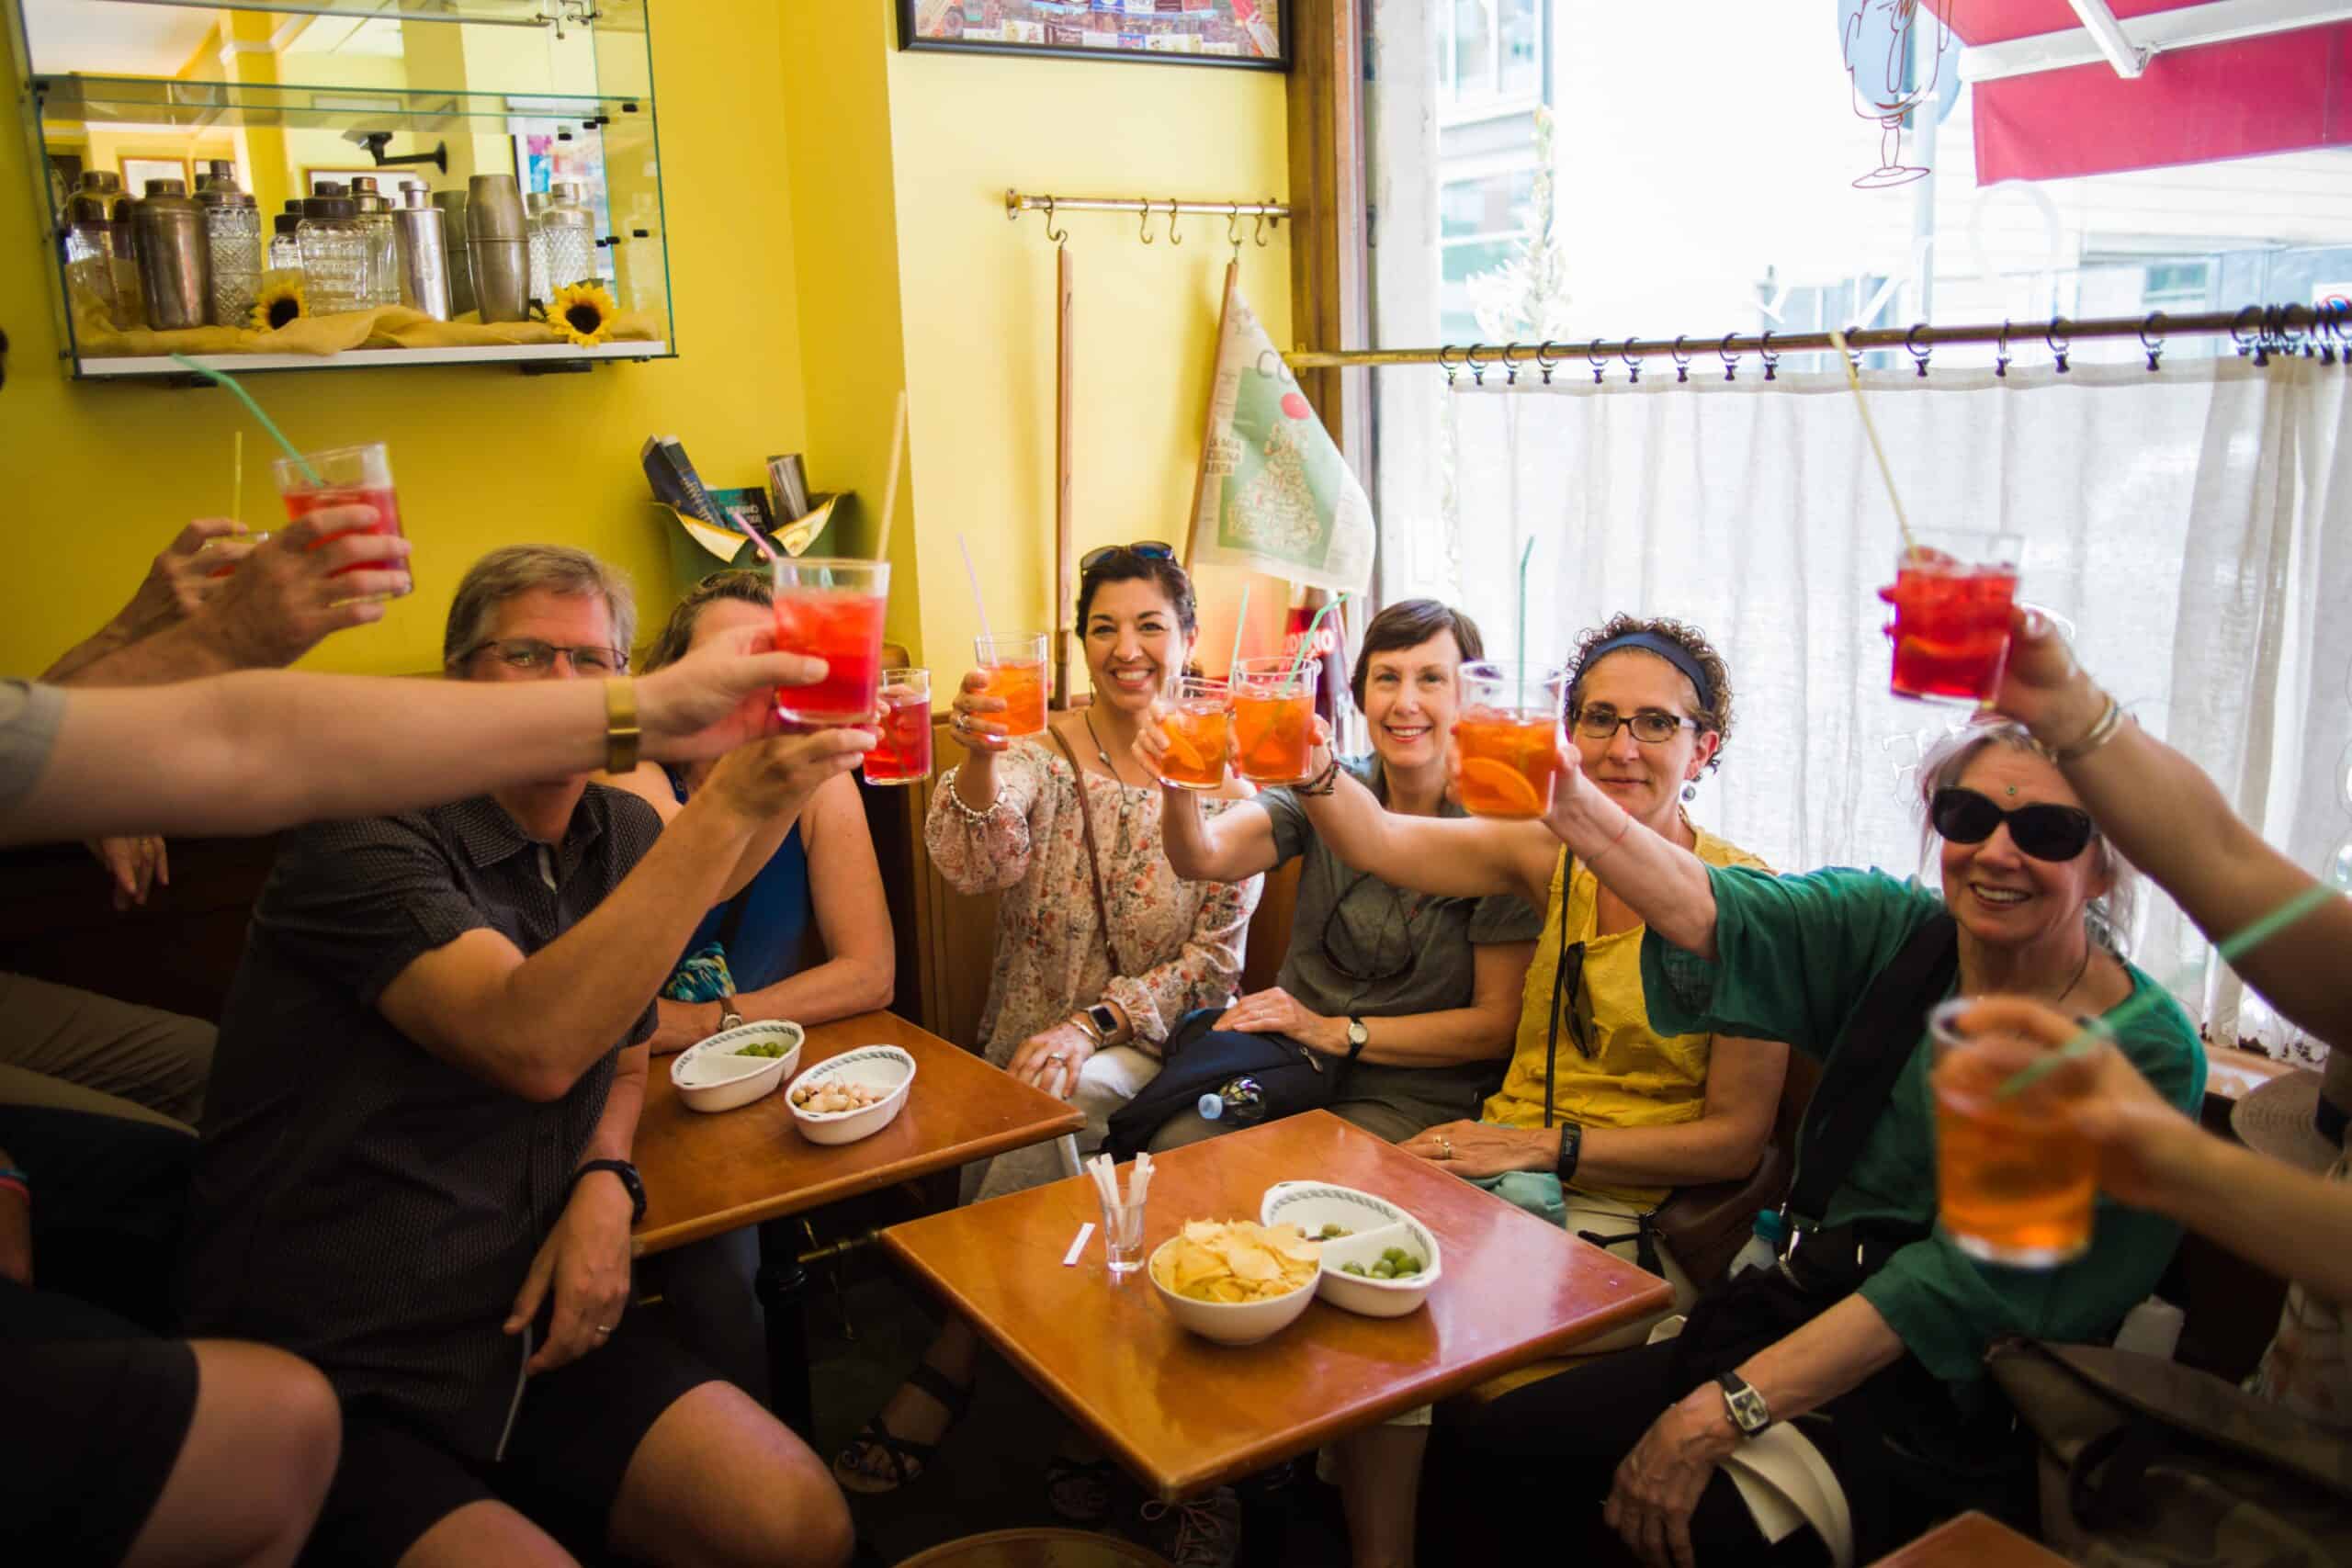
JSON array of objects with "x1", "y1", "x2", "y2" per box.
[{"x1": 786, "y1": 1045, "x2": 916, "y2": 1145}]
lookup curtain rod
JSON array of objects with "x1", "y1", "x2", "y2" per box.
[
  {"x1": 1281, "y1": 304, "x2": 2345, "y2": 373},
  {"x1": 1005, "y1": 188, "x2": 1288, "y2": 246}
]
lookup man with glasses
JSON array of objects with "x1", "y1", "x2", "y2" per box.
[{"x1": 179, "y1": 545, "x2": 865, "y2": 1568}]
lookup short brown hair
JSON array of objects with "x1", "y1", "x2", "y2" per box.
[
  {"x1": 1566, "y1": 614, "x2": 1736, "y2": 769},
  {"x1": 640, "y1": 569, "x2": 770, "y2": 674},
  {"x1": 1349, "y1": 598, "x2": 1485, "y2": 709},
  {"x1": 442, "y1": 545, "x2": 638, "y2": 671}
]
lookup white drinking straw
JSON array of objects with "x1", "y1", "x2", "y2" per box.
[
  {"x1": 958, "y1": 533, "x2": 997, "y2": 646},
  {"x1": 1826, "y1": 327, "x2": 1918, "y2": 553}
]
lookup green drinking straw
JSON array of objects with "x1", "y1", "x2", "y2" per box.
[
  {"x1": 1285, "y1": 592, "x2": 1347, "y2": 692},
  {"x1": 169, "y1": 354, "x2": 321, "y2": 486},
  {"x1": 1994, "y1": 881, "x2": 2345, "y2": 1100},
  {"x1": 1227, "y1": 581, "x2": 1250, "y2": 680},
  {"x1": 1516, "y1": 536, "x2": 1536, "y2": 712}
]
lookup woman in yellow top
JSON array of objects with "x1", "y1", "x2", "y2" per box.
[{"x1": 1300, "y1": 614, "x2": 1787, "y2": 1305}]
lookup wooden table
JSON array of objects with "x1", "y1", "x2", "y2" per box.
[
  {"x1": 1868, "y1": 1512, "x2": 2068, "y2": 1566},
  {"x1": 882, "y1": 1109, "x2": 1671, "y2": 1503},
  {"x1": 630, "y1": 1010, "x2": 1081, "y2": 1429}
]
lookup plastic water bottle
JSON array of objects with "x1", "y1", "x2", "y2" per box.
[
  {"x1": 1728, "y1": 1209, "x2": 1786, "y2": 1277},
  {"x1": 1197, "y1": 1076, "x2": 1269, "y2": 1127},
  {"x1": 2112, "y1": 1296, "x2": 2186, "y2": 1361}
]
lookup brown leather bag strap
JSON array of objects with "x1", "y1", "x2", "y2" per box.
[{"x1": 1048, "y1": 726, "x2": 1130, "y2": 977}]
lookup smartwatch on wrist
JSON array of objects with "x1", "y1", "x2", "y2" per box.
[
  {"x1": 1082, "y1": 1002, "x2": 1122, "y2": 1045},
  {"x1": 571, "y1": 1158, "x2": 646, "y2": 1225}
]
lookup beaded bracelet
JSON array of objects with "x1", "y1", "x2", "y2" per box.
[
  {"x1": 936, "y1": 765, "x2": 1008, "y2": 823},
  {"x1": 1294, "y1": 757, "x2": 1343, "y2": 797}
]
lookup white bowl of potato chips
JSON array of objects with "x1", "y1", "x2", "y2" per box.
[
  {"x1": 1148, "y1": 1220, "x2": 1322, "y2": 1346},
  {"x1": 786, "y1": 1045, "x2": 915, "y2": 1145}
]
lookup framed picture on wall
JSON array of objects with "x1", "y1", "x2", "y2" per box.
[
  {"x1": 897, "y1": 0, "x2": 1286, "y2": 71},
  {"x1": 119, "y1": 156, "x2": 189, "y2": 194}
]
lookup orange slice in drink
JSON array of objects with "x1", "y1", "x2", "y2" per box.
[
  {"x1": 1462, "y1": 758, "x2": 1544, "y2": 816},
  {"x1": 1161, "y1": 723, "x2": 1208, "y2": 773}
]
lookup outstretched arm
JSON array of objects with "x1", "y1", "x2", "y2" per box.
[
  {"x1": 1301, "y1": 725, "x2": 1551, "y2": 908},
  {"x1": 1531, "y1": 738, "x2": 1723, "y2": 960}
]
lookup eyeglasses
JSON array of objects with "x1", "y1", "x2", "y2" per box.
[
  {"x1": 1929, "y1": 787, "x2": 2097, "y2": 863},
  {"x1": 1079, "y1": 540, "x2": 1176, "y2": 573},
  {"x1": 1573, "y1": 706, "x2": 1697, "y2": 744},
  {"x1": 459, "y1": 637, "x2": 628, "y2": 676}
]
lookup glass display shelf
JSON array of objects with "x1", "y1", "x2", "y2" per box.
[
  {"x1": 33, "y1": 73, "x2": 644, "y2": 131},
  {"x1": 27, "y1": 0, "x2": 643, "y2": 32},
  {"x1": 78, "y1": 343, "x2": 670, "y2": 378}
]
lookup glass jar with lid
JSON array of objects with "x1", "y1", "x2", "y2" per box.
[
  {"x1": 199, "y1": 183, "x2": 263, "y2": 329},
  {"x1": 540, "y1": 180, "x2": 597, "y2": 295},
  {"x1": 297, "y1": 192, "x2": 368, "y2": 316}
]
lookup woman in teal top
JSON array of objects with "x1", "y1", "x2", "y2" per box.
[{"x1": 1425, "y1": 716, "x2": 2203, "y2": 1566}]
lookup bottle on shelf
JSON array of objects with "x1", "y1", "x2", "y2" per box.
[
  {"x1": 525, "y1": 189, "x2": 552, "y2": 306},
  {"x1": 392, "y1": 186, "x2": 452, "y2": 321},
  {"x1": 431, "y1": 190, "x2": 474, "y2": 318},
  {"x1": 541, "y1": 179, "x2": 596, "y2": 294},
  {"x1": 350, "y1": 177, "x2": 400, "y2": 309},
  {"x1": 198, "y1": 175, "x2": 262, "y2": 330},
  {"x1": 62, "y1": 183, "x2": 118, "y2": 331},
  {"x1": 132, "y1": 178, "x2": 209, "y2": 332},
  {"x1": 109, "y1": 191, "x2": 145, "y2": 331},
  {"x1": 268, "y1": 212, "x2": 302, "y2": 272},
  {"x1": 296, "y1": 190, "x2": 368, "y2": 317}
]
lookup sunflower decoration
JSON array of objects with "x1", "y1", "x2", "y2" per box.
[
  {"x1": 548, "y1": 281, "x2": 618, "y2": 348},
  {"x1": 251, "y1": 278, "x2": 307, "y2": 333}
]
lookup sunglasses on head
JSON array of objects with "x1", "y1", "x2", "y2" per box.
[
  {"x1": 1930, "y1": 787, "x2": 2096, "y2": 863},
  {"x1": 1079, "y1": 540, "x2": 1176, "y2": 573}
]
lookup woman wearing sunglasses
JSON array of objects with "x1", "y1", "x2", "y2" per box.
[
  {"x1": 835, "y1": 544, "x2": 1261, "y2": 1540},
  {"x1": 1393, "y1": 716, "x2": 2205, "y2": 1565}
]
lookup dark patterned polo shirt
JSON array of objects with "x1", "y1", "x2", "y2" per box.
[{"x1": 180, "y1": 785, "x2": 661, "y2": 1461}]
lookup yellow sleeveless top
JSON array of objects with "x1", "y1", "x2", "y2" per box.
[{"x1": 1481, "y1": 825, "x2": 1771, "y2": 1206}]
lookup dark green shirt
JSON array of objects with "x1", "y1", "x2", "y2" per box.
[{"x1": 1642, "y1": 864, "x2": 2206, "y2": 1387}]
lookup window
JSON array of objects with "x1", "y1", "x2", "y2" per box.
[
  {"x1": 1440, "y1": 0, "x2": 1544, "y2": 120},
  {"x1": 1439, "y1": 165, "x2": 1538, "y2": 341}
]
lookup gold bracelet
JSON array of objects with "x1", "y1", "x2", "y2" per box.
[
  {"x1": 2049, "y1": 694, "x2": 2125, "y2": 765},
  {"x1": 603, "y1": 676, "x2": 641, "y2": 775}
]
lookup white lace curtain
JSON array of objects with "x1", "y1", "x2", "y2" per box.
[{"x1": 1377, "y1": 356, "x2": 2352, "y2": 1050}]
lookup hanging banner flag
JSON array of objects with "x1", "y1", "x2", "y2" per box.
[{"x1": 1184, "y1": 272, "x2": 1374, "y2": 595}]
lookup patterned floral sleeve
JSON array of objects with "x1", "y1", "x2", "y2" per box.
[
  {"x1": 1102, "y1": 807, "x2": 1263, "y2": 1049},
  {"x1": 925, "y1": 743, "x2": 1049, "y2": 897}
]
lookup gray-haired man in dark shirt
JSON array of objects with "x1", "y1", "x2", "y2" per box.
[{"x1": 183, "y1": 546, "x2": 868, "y2": 1568}]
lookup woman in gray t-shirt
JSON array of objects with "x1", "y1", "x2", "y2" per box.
[{"x1": 1144, "y1": 599, "x2": 1542, "y2": 1145}]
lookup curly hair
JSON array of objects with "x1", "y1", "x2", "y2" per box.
[
  {"x1": 1566, "y1": 614, "x2": 1736, "y2": 770},
  {"x1": 639, "y1": 569, "x2": 771, "y2": 674}
]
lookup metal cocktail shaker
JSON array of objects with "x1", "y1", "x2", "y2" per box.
[
  {"x1": 466, "y1": 175, "x2": 528, "y2": 323},
  {"x1": 392, "y1": 187, "x2": 452, "y2": 321},
  {"x1": 132, "y1": 179, "x2": 210, "y2": 332},
  {"x1": 431, "y1": 189, "x2": 474, "y2": 317}
]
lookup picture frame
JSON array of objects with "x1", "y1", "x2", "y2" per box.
[
  {"x1": 119, "y1": 155, "x2": 188, "y2": 195},
  {"x1": 896, "y1": 0, "x2": 1287, "y2": 72}
]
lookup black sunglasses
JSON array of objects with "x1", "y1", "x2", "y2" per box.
[
  {"x1": 1929, "y1": 787, "x2": 2097, "y2": 863},
  {"x1": 1079, "y1": 540, "x2": 1176, "y2": 573}
]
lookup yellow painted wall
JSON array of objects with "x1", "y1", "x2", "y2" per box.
[
  {"x1": 881, "y1": 24, "x2": 1293, "y2": 676},
  {"x1": 0, "y1": 2, "x2": 809, "y2": 676}
]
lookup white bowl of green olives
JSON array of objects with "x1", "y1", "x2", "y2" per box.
[
  {"x1": 671, "y1": 1021, "x2": 804, "y2": 1113},
  {"x1": 1259, "y1": 1182, "x2": 1442, "y2": 1319}
]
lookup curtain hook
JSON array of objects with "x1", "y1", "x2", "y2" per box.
[
  {"x1": 1995, "y1": 319, "x2": 2011, "y2": 379},
  {"x1": 2231, "y1": 305, "x2": 2263, "y2": 361},
  {"x1": 2047, "y1": 316, "x2": 2071, "y2": 375},
  {"x1": 1905, "y1": 322, "x2": 1932, "y2": 378},
  {"x1": 1758, "y1": 331, "x2": 1780, "y2": 382},
  {"x1": 1464, "y1": 344, "x2": 1489, "y2": 386},
  {"x1": 1719, "y1": 332, "x2": 1741, "y2": 382},
  {"x1": 2321, "y1": 301, "x2": 2344, "y2": 367},
  {"x1": 1042, "y1": 196, "x2": 1068, "y2": 247},
  {"x1": 1167, "y1": 199, "x2": 1182, "y2": 245},
  {"x1": 1139, "y1": 200, "x2": 1155, "y2": 245},
  {"x1": 1621, "y1": 335, "x2": 1644, "y2": 386},
  {"x1": 1588, "y1": 337, "x2": 1610, "y2": 385},
  {"x1": 1499, "y1": 343, "x2": 1521, "y2": 386},
  {"x1": 1535, "y1": 340, "x2": 1560, "y2": 386},
  {"x1": 1437, "y1": 344, "x2": 1460, "y2": 389},
  {"x1": 2140, "y1": 311, "x2": 2165, "y2": 372},
  {"x1": 1670, "y1": 335, "x2": 1692, "y2": 383}
]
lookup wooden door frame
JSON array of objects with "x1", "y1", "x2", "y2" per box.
[{"x1": 1287, "y1": 0, "x2": 1373, "y2": 487}]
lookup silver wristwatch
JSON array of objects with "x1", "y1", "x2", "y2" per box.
[{"x1": 1716, "y1": 1371, "x2": 1770, "y2": 1438}]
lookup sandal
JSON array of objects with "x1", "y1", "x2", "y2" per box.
[
  {"x1": 1046, "y1": 1454, "x2": 1120, "y2": 1525},
  {"x1": 831, "y1": 1362, "x2": 974, "y2": 1495}
]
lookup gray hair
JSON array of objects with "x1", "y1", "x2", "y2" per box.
[
  {"x1": 1916, "y1": 719, "x2": 2138, "y2": 957},
  {"x1": 442, "y1": 545, "x2": 639, "y2": 671}
]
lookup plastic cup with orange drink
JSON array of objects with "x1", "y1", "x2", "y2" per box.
[
  {"x1": 1453, "y1": 662, "x2": 1566, "y2": 819},
  {"x1": 1928, "y1": 997, "x2": 2098, "y2": 1268},
  {"x1": 1879, "y1": 527, "x2": 2022, "y2": 705},
  {"x1": 974, "y1": 633, "x2": 1048, "y2": 739},
  {"x1": 1157, "y1": 676, "x2": 1232, "y2": 791},
  {"x1": 771, "y1": 557, "x2": 888, "y2": 726},
  {"x1": 1230, "y1": 657, "x2": 1317, "y2": 785}
]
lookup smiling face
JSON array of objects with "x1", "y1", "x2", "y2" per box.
[
  {"x1": 1361, "y1": 630, "x2": 1464, "y2": 773},
  {"x1": 1937, "y1": 744, "x2": 2111, "y2": 951},
  {"x1": 1569, "y1": 649, "x2": 1720, "y2": 829},
  {"x1": 1084, "y1": 576, "x2": 1188, "y2": 716}
]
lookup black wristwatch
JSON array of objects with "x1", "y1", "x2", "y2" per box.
[
  {"x1": 572, "y1": 1158, "x2": 646, "y2": 1225},
  {"x1": 1717, "y1": 1371, "x2": 1771, "y2": 1438},
  {"x1": 1555, "y1": 1121, "x2": 1583, "y2": 1184},
  {"x1": 1345, "y1": 1016, "x2": 1369, "y2": 1061}
]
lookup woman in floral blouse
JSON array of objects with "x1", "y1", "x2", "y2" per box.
[{"x1": 835, "y1": 545, "x2": 1261, "y2": 1517}]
